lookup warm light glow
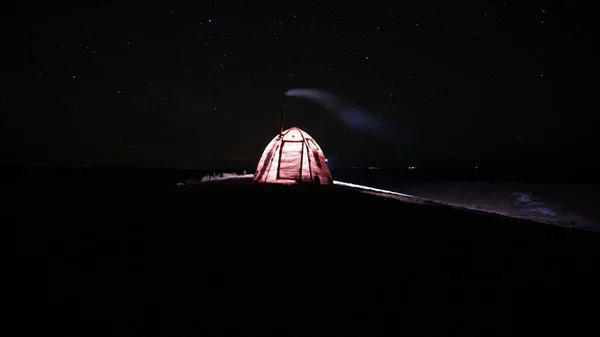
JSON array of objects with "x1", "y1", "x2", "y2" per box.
[{"x1": 254, "y1": 127, "x2": 333, "y2": 184}]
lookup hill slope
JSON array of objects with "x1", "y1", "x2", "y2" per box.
[{"x1": 6, "y1": 178, "x2": 600, "y2": 335}]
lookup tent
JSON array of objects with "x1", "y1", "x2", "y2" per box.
[{"x1": 253, "y1": 127, "x2": 333, "y2": 184}]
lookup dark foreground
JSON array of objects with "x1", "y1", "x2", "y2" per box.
[{"x1": 6, "y1": 178, "x2": 600, "y2": 336}]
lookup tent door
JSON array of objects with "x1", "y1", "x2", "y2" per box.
[{"x1": 278, "y1": 141, "x2": 303, "y2": 180}]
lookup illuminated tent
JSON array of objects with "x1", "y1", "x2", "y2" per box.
[{"x1": 253, "y1": 127, "x2": 333, "y2": 184}]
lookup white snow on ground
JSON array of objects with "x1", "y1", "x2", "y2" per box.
[
  {"x1": 187, "y1": 173, "x2": 254, "y2": 184},
  {"x1": 200, "y1": 173, "x2": 254, "y2": 182},
  {"x1": 510, "y1": 192, "x2": 556, "y2": 216},
  {"x1": 334, "y1": 180, "x2": 600, "y2": 231},
  {"x1": 333, "y1": 180, "x2": 423, "y2": 199},
  {"x1": 334, "y1": 180, "x2": 514, "y2": 215},
  {"x1": 181, "y1": 175, "x2": 598, "y2": 231}
]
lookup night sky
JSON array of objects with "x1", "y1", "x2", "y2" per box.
[{"x1": 4, "y1": 1, "x2": 597, "y2": 169}]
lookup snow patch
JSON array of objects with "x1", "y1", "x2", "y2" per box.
[{"x1": 510, "y1": 192, "x2": 556, "y2": 216}]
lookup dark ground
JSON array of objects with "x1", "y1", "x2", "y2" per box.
[{"x1": 5, "y1": 174, "x2": 600, "y2": 336}]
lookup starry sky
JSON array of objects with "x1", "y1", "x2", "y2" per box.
[{"x1": 3, "y1": 0, "x2": 597, "y2": 169}]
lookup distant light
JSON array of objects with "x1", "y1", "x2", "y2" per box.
[
  {"x1": 325, "y1": 158, "x2": 328, "y2": 162},
  {"x1": 408, "y1": 166, "x2": 417, "y2": 170},
  {"x1": 474, "y1": 165, "x2": 479, "y2": 169}
]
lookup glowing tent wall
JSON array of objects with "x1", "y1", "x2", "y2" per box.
[{"x1": 254, "y1": 127, "x2": 333, "y2": 184}]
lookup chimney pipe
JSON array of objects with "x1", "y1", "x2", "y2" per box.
[{"x1": 279, "y1": 95, "x2": 286, "y2": 137}]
